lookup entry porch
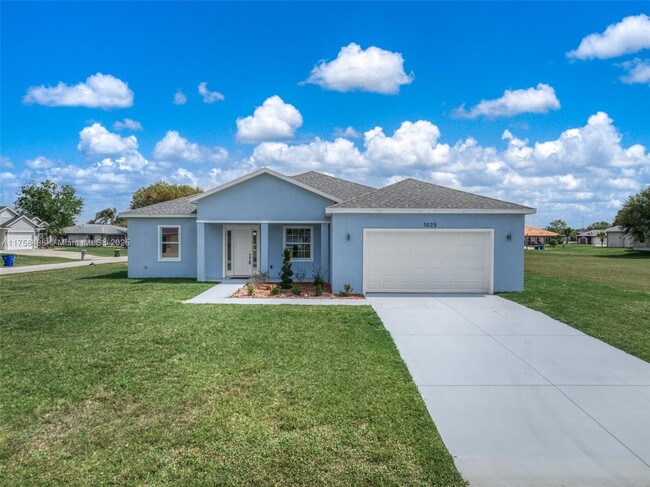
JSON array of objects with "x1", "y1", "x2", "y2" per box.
[{"x1": 196, "y1": 222, "x2": 330, "y2": 282}]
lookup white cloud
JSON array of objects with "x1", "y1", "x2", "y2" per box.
[
  {"x1": 25, "y1": 156, "x2": 55, "y2": 170},
  {"x1": 454, "y1": 84, "x2": 561, "y2": 119},
  {"x1": 23, "y1": 73, "x2": 134, "y2": 109},
  {"x1": 113, "y1": 118, "x2": 143, "y2": 131},
  {"x1": 364, "y1": 121, "x2": 450, "y2": 168},
  {"x1": 198, "y1": 82, "x2": 224, "y2": 103},
  {"x1": 77, "y1": 123, "x2": 138, "y2": 156},
  {"x1": 0, "y1": 156, "x2": 14, "y2": 169},
  {"x1": 251, "y1": 137, "x2": 366, "y2": 175},
  {"x1": 236, "y1": 95, "x2": 303, "y2": 143},
  {"x1": 173, "y1": 90, "x2": 187, "y2": 105},
  {"x1": 153, "y1": 130, "x2": 229, "y2": 164},
  {"x1": 304, "y1": 43, "x2": 414, "y2": 94},
  {"x1": 567, "y1": 14, "x2": 650, "y2": 60},
  {"x1": 619, "y1": 58, "x2": 650, "y2": 84},
  {"x1": 247, "y1": 112, "x2": 649, "y2": 227},
  {"x1": 334, "y1": 126, "x2": 361, "y2": 138}
]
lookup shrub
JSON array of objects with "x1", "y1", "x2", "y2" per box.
[
  {"x1": 294, "y1": 269, "x2": 306, "y2": 283},
  {"x1": 270, "y1": 285, "x2": 280, "y2": 296},
  {"x1": 340, "y1": 283, "x2": 353, "y2": 296},
  {"x1": 314, "y1": 283, "x2": 323, "y2": 296},
  {"x1": 245, "y1": 282, "x2": 255, "y2": 296},
  {"x1": 280, "y1": 248, "x2": 293, "y2": 289},
  {"x1": 312, "y1": 266, "x2": 325, "y2": 287},
  {"x1": 548, "y1": 238, "x2": 557, "y2": 248},
  {"x1": 252, "y1": 271, "x2": 269, "y2": 285},
  {"x1": 291, "y1": 284, "x2": 301, "y2": 295}
]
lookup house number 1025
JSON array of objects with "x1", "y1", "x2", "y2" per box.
[{"x1": 423, "y1": 222, "x2": 437, "y2": 228}]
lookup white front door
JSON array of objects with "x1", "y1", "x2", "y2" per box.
[{"x1": 232, "y1": 226, "x2": 253, "y2": 277}]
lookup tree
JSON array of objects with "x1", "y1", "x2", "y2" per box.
[
  {"x1": 89, "y1": 207, "x2": 117, "y2": 224},
  {"x1": 14, "y1": 179, "x2": 83, "y2": 236},
  {"x1": 130, "y1": 181, "x2": 203, "y2": 209},
  {"x1": 280, "y1": 248, "x2": 294, "y2": 289},
  {"x1": 586, "y1": 221, "x2": 611, "y2": 230},
  {"x1": 546, "y1": 219, "x2": 568, "y2": 234},
  {"x1": 614, "y1": 186, "x2": 650, "y2": 242},
  {"x1": 597, "y1": 231, "x2": 607, "y2": 246}
]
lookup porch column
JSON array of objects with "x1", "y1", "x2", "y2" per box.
[
  {"x1": 320, "y1": 222, "x2": 329, "y2": 277},
  {"x1": 260, "y1": 223, "x2": 269, "y2": 274},
  {"x1": 197, "y1": 222, "x2": 206, "y2": 281}
]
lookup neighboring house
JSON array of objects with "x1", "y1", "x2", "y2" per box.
[
  {"x1": 576, "y1": 229, "x2": 606, "y2": 246},
  {"x1": 524, "y1": 225, "x2": 559, "y2": 246},
  {"x1": 58, "y1": 224, "x2": 128, "y2": 247},
  {"x1": 0, "y1": 205, "x2": 45, "y2": 250},
  {"x1": 120, "y1": 168, "x2": 535, "y2": 294},
  {"x1": 603, "y1": 226, "x2": 633, "y2": 248}
]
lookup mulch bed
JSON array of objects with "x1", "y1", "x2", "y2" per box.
[{"x1": 231, "y1": 282, "x2": 364, "y2": 299}]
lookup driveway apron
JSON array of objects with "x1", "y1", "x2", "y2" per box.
[{"x1": 367, "y1": 294, "x2": 650, "y2": 487}]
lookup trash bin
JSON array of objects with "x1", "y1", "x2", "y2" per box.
[
  {"x1": 2, "y1": 254, "x2": 15, "y2": 267},
  {"x1": 114, "y1": 249, "x2": 121, "y2": 257}
]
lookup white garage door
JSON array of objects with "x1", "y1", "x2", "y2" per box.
[
  {"x1": 5, "y1": 232, "x2": 35, "y2": 250},
  {"x1": 363, "y1": 229, "x2": 493, "y2": 293}
]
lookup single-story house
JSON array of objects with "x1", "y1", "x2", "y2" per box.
[
  {"x1": 524, "y1": 225, "x2": 559, "y2": 246},
  {"x1": 603, "y1": 226, "x2": 633, "y2": 248},
  {"x1": 577, "y1": 229, "x2": 607, "y2": 246},
  {"x1": 120, "y1": 168, "x2": 535, "y2": 294},
  {"x1": 57, "y1": 224, "x2": 128, "y2": 247},
  {"x1": 0, "y1": 206, "x2": 45, "y2": 250}
]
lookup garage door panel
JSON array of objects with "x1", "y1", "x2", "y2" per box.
[{"x1": 364, "y1": 230, "x2": 492, "y2": 293}]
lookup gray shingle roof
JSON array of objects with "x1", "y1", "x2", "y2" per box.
[
  {"x1": 63, "y1": 224, "x2": 128, "y2": 235},
  {"x1": 0, "y1": 214, "x2": 39, "y2": 228},
  {"x1": 291, "y1": 171, "x2": 375, "y2": 201},
  {"x1": 330, "y1": 178, "x2": 534, "y2": 211},
  {"x1": 119, "y1": 196, "x2": 197, "y2": 217}
]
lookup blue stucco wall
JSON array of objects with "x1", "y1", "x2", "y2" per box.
[
  {"x1": 330, "y1": 213, "x2": 525, "y2": 293},
  {"x1": 196, "y1": 173, "x2": 335, "y2": 221},
  {"x1": 127, "y1": 218, "x2": 197, "y2": 278}
]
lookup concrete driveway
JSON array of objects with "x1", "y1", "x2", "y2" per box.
[{"x1": 367, "y1": 294, "x2": 650, "y2": 487}]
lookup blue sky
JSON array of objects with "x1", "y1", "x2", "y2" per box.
[{"x1": 1, "y1": 1, "x2": 649, "y2": 228}]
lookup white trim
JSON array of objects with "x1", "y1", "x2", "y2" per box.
[
  {"x1": 362, "y1": 228, "x2": 494, "y2": 294},
  {"x1": 1, "y1": 214, "x2": 40, "y2": 229},
  {"x1": 326, "y1": 207, "x2": 535, "y2": 215},
  {"x1": 283, "y1": 225, "x2": 314, "y2": 262},
  {"x1": 188, "y1": 167, "x2": 341, "y2": 203},
  {"x1": 198, "y1": 220, "x2": 329, "y2": 224},
  {"x1": 222, "y1": 224, "x2": 260, "y2": 277},
  {"x1": 157, "y1": 225, "x2": 182, "y2": 262},
  {"x1": 122, "y1": 214, "x2": 196, "y2": 219}
]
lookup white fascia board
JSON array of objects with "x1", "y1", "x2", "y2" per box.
[
  {"x1": 197, "y1": 220, "x2": 329, "y2": 224},
  {"x1": 326, "y1": 207, "x2": 536, "y2": 215},
  {"x1": 188, "y1": 167, "x2": 341, "y2": 204},
  {"x1": 120, "y1": 214, "x2": 197, "y2": 219}
]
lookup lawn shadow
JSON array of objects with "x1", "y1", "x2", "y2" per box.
[
  {"x1": 79, "y1": 270, "x2": 200, "y2": 284},
  {"x1": 592, "y1": 251, "x2": 650, "y2": 260}
]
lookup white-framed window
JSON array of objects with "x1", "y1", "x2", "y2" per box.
[
  {"x1": 283, "y1": 226, "x2": 313, "y2": 262},
  {"x1": 158, "y1": 225, "x2": 181, "y2": 261}
]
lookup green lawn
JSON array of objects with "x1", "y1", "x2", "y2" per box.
[
  {"x1": 0, "y1": 253, "x2": 70, "y2": 267},
  {"x1": 54, "y1": 246, "x2": 128, "y2": 257},
  {"x1": 0, "y1": 264, "x2": 464, "y2": 486},
  {"x1": 501, "y1": 245, "x2": 650, "y2": 362}
]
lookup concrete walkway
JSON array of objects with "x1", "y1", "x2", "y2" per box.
[
  {"x1": 367, "y1": 294, "x2": 650, "y2": 487},
  {"x1": 186, "y1": 281, "x2": 367, "y2": 305},
  {"x1": 0, "y1": 256, "x2": 127, "y2": 275}
]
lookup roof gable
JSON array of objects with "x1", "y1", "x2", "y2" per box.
[
  {"x1": 328, "y1": 178, "x2": 535, "y2": 214},
  {"x1": 0, "y1": 214, "x2": 39, "y2": 229},
  {"x1": 189, "y1": 168, "x2": 341, "y2": 204}
]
